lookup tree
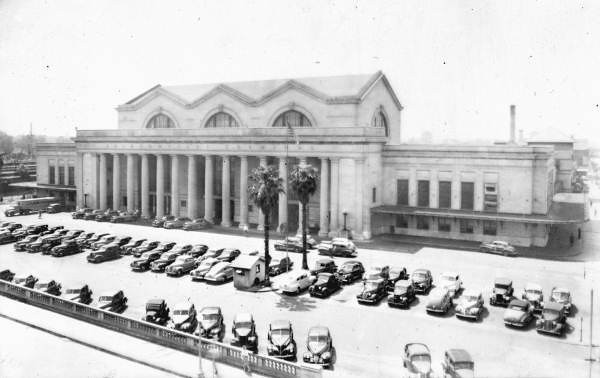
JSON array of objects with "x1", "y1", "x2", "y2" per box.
[
  {"x1": 289, "y1": 164, "x2": 319, "y2": 270},
  {"x1": 0, "y1": 131, "x2": 14, "y2": 156},
  {"x1": 248, "y1": 165, "x2": 284, "y2": 284}
]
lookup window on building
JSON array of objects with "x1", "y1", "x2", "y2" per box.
[
  {"x1": 68, "y1": 167, "x2": 75, "y2": 186},
  {"x1": 417, "y1": 180, "x2": 430, "y2": 207},
  {"x1": 205, "y1": 112, "x2": 239, "y2": 128},
  {"x1": 58, "y1": 166, "x2": 65, "y2": 185},
  {"x1": 461, "y1": 182, "x2": 474, "y2": 210},
  {"x1": 272, "y1": 110, "x2": 312, "y2": 127},
  {"x1": 459, "y1": 219, "x2": 474, "y2": 234},
  {"x1": 146, "y1": 113, "x2": 175, "y2": 129},
  {"x1": 397, "y1": 179, "x2": 409, "y2": 206},
  {"x1": 484, "y1": 183, "x2": 498, "y2": 212},
  {"x1": 372, "y1": 188, "x2": 377, "y2": 203},
  {"x1": 438, "y1": 218, "x2": 451, "y2": 232},
  {"x1": 123, "y1": 196, "x2": 127, "y2": 207},
  {"x1": 372, "y1": 109, "x2": 389, "y2": 137},
  {"x1": 438, "y1": 181, "x2": 451, "y2": 209},
  {"x1": 49, "y1": 166, "x2": 55, "y2": 184},
  {"x1": 483, "y1": 221, "x2": 497, "y2": 235},
  {"x1": 180, "y1": 200, "x2": 187, "y2": 208},
  {"x1": 416, "y1": 216, "x2": 429, "y2": 230},
  {"x1": 395, "y1": 214, "x2": 408, "y2": 228}
]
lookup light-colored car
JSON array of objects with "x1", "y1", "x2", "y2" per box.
[
  {"x1": 150, "y1": 250, "x2": 183, "y2": 272},
  {"x1": 164, "y1": 217, "x2": 191, "y2": 229},
  {"x1": 280, "y1": 272, "x2": 316, "y2": 295},
  {"x1": 165, "y1": 255, "x2": 196, "y2": 276},
  {"x1": 295, "y1": 234, "x2": 317, "y2": 249},
  {"x1": 550, "y1": 287, "x2": 572, "y2": 315},
  {"x1": 91, "y1": 234, "x2": 116, "y2": 250},
  {"x1": 521, "y1": 283, "x2": 544, "y2": 312},
  {"x1": 190, "y1": 257, "x2": 220, "y2": 281},
  {"x1": 403, "y1": 343, "x2": 432, "y2": 378},
  {"x1": 425, "y1": 287, "x2": 453, "y2": 314},
  {"x1": 438, "y1": 272, "x2": 463, "y2": 297},
  {"x1": 503, "y1": 299, "x2": 534, "y2": 327},
  {"x1": 169, "y1": 301, "x2": 198, "y2": 333},
  {"x1": 479, "y1": 240, "x2": 518, "y2": 257},
  {"x1": 183, "y1": 218, "x2": 212, "y2": 231},
  {"x1": 455, "y1": 290, "x2": 484, "y2": 320},
  {"x1": 204, "y1": 262, "x2": 234, "y2": 283}
]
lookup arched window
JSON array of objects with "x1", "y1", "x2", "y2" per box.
[
  {"x1": 146, "y1": 114, "x2": 175, "y2": 129},
  {"x1": 205, "y1": 112, "x2": 239, "y2": 128},
  {"x1": 372, "y1": 110, "x2": 388, "y2": 136},
  {"x1": 273, "y1": 110, "x2": 312, "y2": 127}
]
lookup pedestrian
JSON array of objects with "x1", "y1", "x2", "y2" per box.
[
  {"x1": 243, "y1": 223, "x2": 249, "y2": 237},
  {"x1": 578, "y1": 228, "x2": 581, "y2": 240},
  {"x1": 569, "y1": 233, "x2": 574, "y2": 246},
  {"x1": 38, "y1": 209, "x2": 42, "y2": 219}
]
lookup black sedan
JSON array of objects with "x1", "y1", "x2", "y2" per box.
[
  {"x1": 336, "y1": 261, "x2": 365, "y2": 284},
  {"x1": 131, "y1": 251, "x2": 163, "y2": 271},
  {"x1": 51, "y1": 240, "x2": 81, "y2": 257},
  {"x1": 308, "y1": 273, "x2": 341, "y2": 298}
]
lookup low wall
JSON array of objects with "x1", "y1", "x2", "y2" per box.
[{"x1": 0, "y1": 281, "x2": 321, "y2": 378}]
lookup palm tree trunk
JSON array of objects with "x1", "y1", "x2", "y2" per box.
[
  {"x1": 264, "y1": 212, "x2": 270, "y2": 285},
  {"x1": 301, "y1": 201, "x2": 308, "y2": 270}
]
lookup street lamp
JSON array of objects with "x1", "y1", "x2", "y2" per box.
[{"x1": 342, "y1": 210, "x2": 348, "y2": 238}]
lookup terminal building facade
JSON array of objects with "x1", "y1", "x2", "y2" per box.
[{"x1": 34, "y1": 71, "x2": 583, "y2": 246}]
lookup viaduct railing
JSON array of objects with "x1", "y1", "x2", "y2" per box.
[{"x1": 0, "y1": 281, "x2": 322, "y2": 378}]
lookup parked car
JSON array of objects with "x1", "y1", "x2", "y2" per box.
[
  {"x1": 0, "y1": 269, "x2": 16, "y2": 282},
  {"x1": 216, "y1": 248, "x2": 241, "y2": 263},
  {"x1": 521, "y1": 283, "x2": 544, "y2": 312},
  {"x1": 72, "y1": 207, "x2": 93, "y2": 219},
  {"x1": 46, "y1": 203, "x2": 64, "y2": 213},
  {"x1": 169, "y1": 301, "x2": 198, "y2": 334},
  {"x1": 83, "y1": 232, "x2": 109, "y2": 248},
  {"x1": 411, "y1": 269, "x2": 433, "y2": 294},
  {"x1": 315, "y1": 240, "x2": 333, "y2": 255},
  {"x1": 490, "y1": 277, "x2": 514, "y2": 306},
  {"x1": 310, "y1": 258, "x2": 337, "y2": 276},
  {"x1": 364, "y1": 264, "x2": 390, "y2": 281},
  {"x1": 91, "y1": 234, "x2": 117, "y2": 250},
  {"x1": 87, "y1": 243, "x2": 121, "y2": 263},
  {"x1": 479, "y1": 240, "x2": 518, "y2": 257},
  {"x1": 549, "y1": 287, "x2": 572, "y2": 315},
  {"x1": 51, "y1": 240, "x2": 81, "y2": 257},
  {"x1": 386, "y1": 266, "x2": 409, "y2": 291},
  {"x1": 97, "y1": 290, "x2": 128, "y2": 312},
  {"x1": 309, "y1": 273, "x2": 341, "y2": 298},
  {"x1": 425, "y1": 287, "x2": 453, "y2": 314},
  {"x1": 14, "y1": 274, "x2": 38, "y2": 288},
  {"x1": 294, "y1": 234, "x2": 317, "y2": 249},
  {"x1": 356, "y1": 278, "x2": 387, "y2": 304},
  {"x1": 303, "y1": 326, "x2": 334, "y2": 368},
  {"x1": 503, "y1": 299, "x2": 534, "y2": 328},
  {"x1": 327, "y1": 238, "x2": 357, "y2": 257},
  {"x1": 387, "y1": 280, "x2": 417, "y2": 308},
  {"x1": 132, "y1": 240, "x2": 160, "y2": 257},
  {"x1": 40, "y1": 237, "x2": 64, "y2": 255},
  {"x1": 187, "y1": 244, "x2": 209, "y2": 258},
  {"x1": 152, "y1": 215, "x2": 175, "y2": 228},
  {"x1": 438, "y1": 272, "x2": 463, "y2": 297},
  {"x1": 64, "y1": 284, "x2": 93, "y2": 304},
  {"x1": 13, "y1": 224, "x2": 48, "y2": 239},
  {"x1": 403, "y1": 343, "x2": 432, "y2": 378},
  {"x1": 110, "y1": 211, "x2": 138, "y2": 223},
  {"x1": 274, "y1": 237, "x2": 303, "y2": 252},
  {"x1": 269, "y1": 256, "x2": 293, "y2": 276},
  {"x1": 0, "y1": 230, "x2": 17, "y2": 244},
  {"x1": 60, "y1": 229, "x2": 84, "y2": 241},
  {"x1": 14, "y1": 234, "x2": 39, "y2": 251},
  {"x1": 131, "y1": 250, "x2": 163, "y2": 271},
  {"x1": 41, "y1": 225, "x2": 65, "y2": 236},
  {"x1": 26, "y1": 235, "x2": 51, "y2": 253},
  {"x1": 96, "y1": 210, "x2": 120, "y2": 222},
  {"x1": 120, "y1": 238, "x2": 147, "y2": 255},
  {"x1": 455, "y1": 290, "x2": 485, "y2": 320},
  {"x1": 164, "y1": 217, "x2": 191, "y2": 229},
  {"x1": 204, "y1": 262, "x2": 234, "y2": 283},
  {"x1": 536, "y1": 301, "x2": 566, "y2": 336},
  {"x1": 441, "y1": 349, "x2": 474, "y2": 378},
  {"x1": 169, "y1": 244, "x2": 193, "y2": 255},
  {"x1": 34, "y1": 279, "x2": 62, "y2": 296},
  {"x1": 190, "y1": 257, "x2": 220, "y2": 280},
  {"x1": 336, "y1": 260, "x2": 365, "y2": 284},
  {"x1": 167, "y1": 255, "x2": 200, "y2": 277},
  {"x1": 267, "y1": 320, "x2": 297, "y2": 360},
  {"x1": 150, "y1": 251, "x2": 182, "y2": 272},
  {"x1": 152, "y1": 242, "x2": 177, "y2": 254},
  {"x1": 0, "y1": 222, "x2": 22, "y2": 232},
  {"x1": 230, "y1": 313, "x2": 258, "y2": 352},
  {"x1": 143, "y1": 298, "x2": 170, "y2": 325},
  {"x1": 183, "y1": 218, "x2": 212, "y2": 231},
  {"x1": 75, "y1": 232, "x2": 103, "y2": 248},
  {"x1": 281, "y1": 272, "x2": 316, "y2": 295},
  {"x1": 197, "y1": 248, "x2": 225, "y2": 263},
  {"x1": 197, "y1": 306, "x2": 225, "y2": 341}
]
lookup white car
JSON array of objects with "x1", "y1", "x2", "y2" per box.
[
  {"x1": 294, "y1": 234, "x2": 317, "y2": 249},
  {"x1": 438, "y1": 272, "x2": 462, "y2": 297},
  {"x1": 280, "y1": 272, "x2": 316, "y2": 295},
  {"x1": 204, "y1": 262, "x2": 233, "y2": 283}
]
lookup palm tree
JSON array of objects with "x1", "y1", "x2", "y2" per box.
[
  {"x1": 248, "y1": 165, "x2": 284, "y2": 284},
  {"x1": 290, "y1": 163, "x2": 319, "y2": 270}
]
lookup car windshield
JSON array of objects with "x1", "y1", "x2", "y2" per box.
[
  {"x1": 495, "y1": 284, "x2": 510, "y2": 290},
  {"x1": 173, "y1": 309, "x2": 189, "y2": 316},
  {"x1": 99, "y1": 296, "x2": 113, "y2": 302},
  {"x1": 235, "y1": 321, "x2": 252, "y2": 329},
  {"x1": 66, "y1": 288, "x2": 80, "y2": 294},
  {"x1": 463, "y1": 295, "x2": 479, "y2": 302},
  {"x1": 340, "y1": 264, "x2": 354, "y2": 273},
  {"x1": 453, "y1": 361, "x2": 474, "y2": 370},
  {"x1": 271, "y1": 328, "x2": 290, "y2": 337},
  {"x1": 15, "y1": 278, "x2": 26, "y2": 283},
  {"x1": 542, "y1": 308, "x2": 559, "y2": 317},
  {"x1": 308, "y1": 335, "x2": 328, "y2": 343},
  {"x1": 36, "y1": 283, "x2": 48, "y2": 289},
  {"x1": 441, "y1": 275, "x2": 456, "y2": 281},
  {"x1": 364, "y1": 282, "x2": 379, "y2": 291},
  {"x1": 200, "y1": 261, "x2": 214, "y2": 268},
  {"x1": 552, "y1": 291, "x2": 569, "y2": 301},
  {"x1": 202, "y1": 313, "x2": 219, "y2": 321},
  {"x1": 526, "y1": 289, "x2": 542, "y2": 295},
  {"x1": 413, "y1": 272, "x2": 427, "y2": 280},
  {"x1": 412, "y1": 354, "x2": 431, "y2": 364},
  {"x1": 394, "y1": 285, "x2": 408, "y2": 294},
  {"x1": 509, "y1": 304, "x2": 525, "y2": 311},
  {"x1": 141, "y1": 252, "x2": 153, "y2": 259}
]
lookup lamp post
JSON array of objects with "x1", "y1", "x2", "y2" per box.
[
  {"x1": 342, "y1": 210, "x2": 348, "y2": 238},
  {"x1": 198, "y1": 335, "x2": 204, "y2": 378}
]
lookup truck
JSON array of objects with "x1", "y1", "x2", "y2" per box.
[{"x1": 4, "y1": 197, "x2": 59, "y2": 217}]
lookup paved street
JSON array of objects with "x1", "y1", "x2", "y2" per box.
[{"x1": 1, "y1": 210, "x2": 599, "y2": 377}]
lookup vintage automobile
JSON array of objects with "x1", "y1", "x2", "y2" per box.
[
  {"x1": 169, "y1": 302, "x2": 198, "y2": 334},
  {"x1": 303, "y1": 326, "x2": 334, "y2": 368},
  {"x1": 503, "y1": 299, "x2": 534, "y2": 328},
  {"x1": 489, "y1": 277, "x2": 514, "y2": 306},
  {"x1": 231, "y1": 313, "x2": 258, "y2": 352},
  {"x1": 152, "y1": 215, "x2": 175, "y2": 228},
  {"x1": 83, "y1": 209, "x2": 104, "y2": 220},
  {"x1": 43, "y1": 225, "x2": 65, "y2": 235},
  {"x1": 274, "y1": 237, "x2": 303, "y2": 252},
  {"x1": 216, "y1": 248, "x2": 241, "y2": 263},
  {"x1": 479, "y1": 240, "x2": 518, "y2": 257},
  {"x1": 281, "y1": 272, "x2": 316, "y2": 295},
  {"x1": 26, "y1": 235, "x2": 52, "y2": 253},
  {"x1": 386, "y1": 266, "x2": 409, "y2": 291},
  {"x1": 13, "y1": 224, "x2": 48, "y2": 239},
  {"x1": 143, "y1": 298, "x2": 171, "y2": 325},
  {"x1": 34, "y1": 279, "x2": 62, "y2": 296},
  {"x1": 150, "y1": 250, "x2": 182, "y2": 272},
  {"x1": 110, "y1": 211, "x2": 139, "y2": 223},
  {"x1": 196, "y1": 248, "x2": 225, "y2": 263},
  {"x1": 356, "y1": 278, "x2": 388, "y2": 304},
  {"x1": 438, "y1": 272, "x2": 463, "y2": 297},
  {"x1": 425, "y1": 287, "x2": 453, "y2": 314},
  {"x1": 315, "y1": 240, "x2": 333, "y2": 255},
  {"x1": 190, "y1": 257, "x2": 220, "y2": 280},
  {"x1": 75, "y1": 232, "x2": 105, "y2": 248},
  {"x1": 152, "y1": 242, "x2": 177, "y2": 254},
  {"x1": 336, "y1": 260, "x2": 365, "y2": 284},
  {"x1": 120, "y1": 238, "x2": 147, "y2": 255},
  {"x1": 14, "y1": 234, "x2": 40, "y2": 251},
  {"x1": 51, "y1": 240, "x2": 81, "y2": 257},
  {"x1": 169, "y1": 244, "x2": 193, "y2": 255},
  {"x1": 164, "y1": 217, "x2": 191, "y2": 229},
  {"x1": 204, "y1": 262, "x2": 234, "y2": 283},
  {"x1": 403, "y1": 343, "x2": 432, "y2": 378},
  {"x1": 131, "y1": 250, "x2": 163, "y2": 271},
  {"x1": 521, "y1": 283, "x2": 544, "y2": 312},
  {"x1": 131, "y1": 240, "x2": 160, "y2": 257},
  {"x1": 166, "y1": 255, "x2": 197, "y2": 277},
  {"x1": 536, "y1": 301, "x2": 567, "y2": 336},
  {"x1": 39, "y1": 237, "x2": 64, "y2": 255},
  {"x1": 183, "y1": 218, "x2": 212, "y2": 231},
  {"x1": 60, "y1": 229, "x2": 84, "y2": 241},
  {"x1": 46, "y1": 203, "x2": 64, "y2": 213},
  {"x1": 64, "y1": 284, "x2": 93, "y2": 304},
  {"x1": 549, "y1": 287, "x2": 572, "y2": 315},
  {"x1": 0, "y1": 222, "x2": 22, "y2": 232},
  {"x1": 81, "y1": 232, "x2": 110, "y2": 248},
  {"x1": 91, "y1": 234, "x2": 117, "y2": 250},
  {"x1": 86, "y1": 243, "x2": 122, "y2": 263},
  {"x1": 95, "y1": 210, "x2": 120, "y2": 222},
  {"x1": 97, "y1": 290, "x2": 128, "y2": 312},
  {"x1": 455, "y1": 290, "x2": 485, "y2": 321},
  {"x1": 441, "y1": 349, "x2": 475, "y2": 378},
  {"x1": 14, "y1": 274, "x2": 38, "y2": 288},
  {"x1": 411, "y1": 268, "x2": 433, "y2": 294},
  {"x1": 364, "y1": 264, "x2": 390, "y2": 281},
  {"x1": 187, "y1": 244, "x2": 209, "y2": 258},
  {"x1": 318, "y1": 238, "x2": 357, "y2": 257},
  {"x1": 72, "y1": 207, "x2": 93, "y2": 219},
  {"x1": 295, "y1": 234, "x2": 317, "y2": 249},
  {"x1": 269, "y1": 256, "x2": 293, "y2": 276},
  {"x1": 197, "y1": 306, "x2": 225, "y2": 341},
  {"x1": 0, "y1": 269, "x2": 16, "y2": 282},
  {"x1": 267, "y1": 320, "x2": 297, "y2": 360},
  {"x1": 309, "y1": 273, "x2": 341, "y2": 298},
  {"x1": 387, "y1": 279, "x2": 417, "y2": 308},
  {"x1": 310, "y1": 258, "x2": 337, "y2": 276},
  {"x1": 0, "y1": 230, "x2": 17, "y2": 244}
]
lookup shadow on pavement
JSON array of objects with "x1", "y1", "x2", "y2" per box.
[{"x1": 274, "y1": 294, "x2": 318, "y2": 312}]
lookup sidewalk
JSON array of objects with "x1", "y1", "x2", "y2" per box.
[{"x1": 0, "y1": 296, "x2": 262, "y2": 378}]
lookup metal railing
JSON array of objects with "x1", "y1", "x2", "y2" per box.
[{"x1": 0, "y1": 281, "x2": 321, "y2": 378}]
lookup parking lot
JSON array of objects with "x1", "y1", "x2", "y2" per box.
[{"x1": 1, "y1": 210, "x2": 599, "y2": 378}]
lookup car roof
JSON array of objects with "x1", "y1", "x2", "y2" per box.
[
  {"x1": 200, "y1": 306, "x2": 221, "y2": 314},
  {"x1": 446, "y1": 349, "x2": 473, "y2": 363},
  {"x1": 316, "y1": 258, "x2": 334, "y2": 263},
  {"x1": 390, "y1": 266, "x2": 405, "y2": 272},
  {"x1": 395, "y1": 279, "x2": 411, "y2": 288},
  {"x1": 234, "y1": 313, "x2": 253, "y2": 323},
  {"x1": 495, "y1": 277, "x2": 512, "y2": 285},
  {"x1": 462, "y1": 289, "x2": 481, "y2": 297},
  {"x1": 271, "y1": 320, "x2": 291, "y2": 330},
  {"x1": 406, "y1": 343, "x2": 430, "y2": 356},
  {"x1": 201, "y1": 257, "x2": 219, "y2": 264},
  {"x1": 430, "y1": 287, "x2": 449, "y2": 297},
  {"x1": 173, "y1": 301, "x2": 194, "y2": 310},
  {"x1": 508, "y1": 299, "x2": 528, "y2": 307},
  {"x1": 308, "y1": 326, "x2": 329, "y2": 337},
  {"x1": 552, "y1": 287, "x2": 570, "y2": 294},
  {"x1": 146, "y1": 298, "x2": 165, "y2": 305},
  {"x1": 440, "y1": 271, "x2": 458, "y2": 277},
  {"x1": 212, "y1": 261, "x2": 231, "y2": 269},
  {"x1": 317, "y1": 273, "x2": 333, "y2": 279},
  {"x1": 99, "y1": 290, "x2": 121, "y2": 297},
  {"x1": 413, "y1": 268, "x2": 430, "y2": 274},
  {"x1": 525, "y1": 283, "x2": 543, "y2": 291},
  {"x1": 544, "y1": 301, "x2": 564, "y2": 311}
]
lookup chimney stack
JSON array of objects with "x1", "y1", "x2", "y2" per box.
[{"x1": 510, "y1": 105, "x2": 516, "y2": 144}]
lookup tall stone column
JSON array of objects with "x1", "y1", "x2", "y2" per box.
[
  {"x1": 221, "y1": 156, "x2": 231, "y2": 227},
  {"x1": 187, "y1": 155, "x2": 198, "y2": 219},
  {"x1": 64, "y1": 160, "x2": 70, "y2": 187},
  {"x1": 319, "y1": 157, "x2": 329, "y2": 237},
  {"x1": 141, "y1": 154, "x2": 149, "y2": 218},
  {"x1": 451, "y1": 171, "x2": 460, "y2": 210},
  {"x1": 238, "y1": 156, "x2": 248, "y2": 229},
  {"x1": 257, "y1": 156, "x2": 267, "y2": 231},
  {"x1": 474, "y1": 171, "x2": 484, "y2": 211},
  {"x1": 55, "y1": 160, "x2": 60, "y2": 186},
  {"x1": 112, "y1": 154, "x2": 121, "y2": 210},
  {"x1": 126, "y1": 154, "x2": 135, "y2": 212},
  {"x1": 408, "y1": 168, "x2": 417, "y2": 207},
  {"x1": 76, "y1": 152, "x2": 84, "y2": 207},
  {"x1": 156, "y1": 155, "x2": 165, "y2": 218},
  {"x1": 297, "y1": 157, "x2": 308, "y2": 235},
  {"x1": 278, "y1": 157, "x2": 288, "y2": 233},
  {"x1": 204, "y1": 155, "x2": 214, "y2": 223},
  {"x1": 99, "y1": 154, "x2": 107, "y2": 210},
  {"x1": 171, "y1": 155, "x2": 180, "y2": 216},
  {"x1": 429, "y1": 169, "x2": 439, "y2": 209},
  {"x1": 329, "y1": 158, "x2": 340, "y2": 236},
  {"x1": 354, "y1": 158, "x2": 364, "y2": 237}
]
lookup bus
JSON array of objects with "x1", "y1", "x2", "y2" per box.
[{"x1": 4, "y1": 197, "x2": 59, "y2": 217}]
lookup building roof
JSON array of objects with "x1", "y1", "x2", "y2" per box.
[{"x1": 231, "y1": 254, "x2": 264, "y2": 269}]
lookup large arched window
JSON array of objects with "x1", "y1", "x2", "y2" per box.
[
  {"x1": 205, "y1": 112, "x2": 239, "y2": 128},
  {"x1": 272, "y1": 110, "x2": 312, "y2": 127},
  {"x1": 146, "y1": 113, "x2": 175, "y2": 129},
  {"x1": 372, "y1": 109, "x2": 388, "y2": 136}
]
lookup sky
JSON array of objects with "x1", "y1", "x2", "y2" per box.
[{"x1": 0, "y1": 0, "x2": 599, "y2": 145}]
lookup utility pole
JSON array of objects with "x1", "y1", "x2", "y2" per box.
[{"x1": 28, "y1": 123, "x2": 33, "y2": 158}]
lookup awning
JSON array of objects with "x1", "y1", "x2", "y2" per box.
[{"x1": 9, "y1": 182, "x2": 76, "y2": 192}]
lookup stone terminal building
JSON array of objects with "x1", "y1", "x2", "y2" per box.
[{"x1": 33, "y1": 71, "x2": 585, "y2": 246}]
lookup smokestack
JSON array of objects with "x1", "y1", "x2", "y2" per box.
[{"x1": 510, "y1": 105, "x2": 516, "y2": 144}]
